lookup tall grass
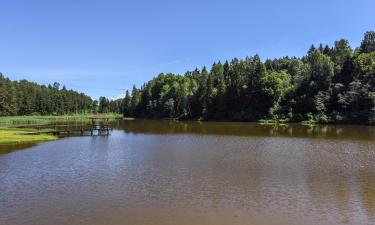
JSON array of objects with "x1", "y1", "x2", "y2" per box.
[
  {"x1": 0, "y1": 113, "x2": 123, "y2": 126},
  {"x1": 0, "y1": 128, "x2": 57, "y2": 145}
]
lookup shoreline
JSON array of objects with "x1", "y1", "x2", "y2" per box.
[
  {"x1": 0, "y1": 114, "x2": 123, "y2": 148},
  {"x1": 0, "y1": 114, "x2": 123, "y2": 126},
  {"x1": 128, "y1": 117, "x2": 374, "y2": 126},
  {"x1": 0, "y1": 128, "x2": 58, "y2": 146},
  {"x1": 0, "y1": 115, "x2": 373, "y2": 149}
]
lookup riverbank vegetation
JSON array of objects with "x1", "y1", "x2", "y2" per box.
[
  {"x1": 0, "y1": 128, "x2": 57, "y2": 144},
  {"x1": 0, "y1": 113, "x2": 123, "y2": 126},
  {"x1": 102, "y1": 31, "x2": 375, "y2": 125},
  {"x1": 0, "y1": 114, "x2": 122, "y2": 146}
]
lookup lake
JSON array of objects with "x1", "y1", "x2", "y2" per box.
[{"x1": 1, "y1": 121, "x2": 375, "y2": 225}]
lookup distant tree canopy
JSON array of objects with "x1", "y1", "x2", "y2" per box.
[
  {"x1": 113, "y1": 31, "x2": 375, "y2": 124},
  {"x1": 2, "y1": 31, "x2": 375, "y2": 124},
  {"x1": 0, "y1": 77, "x2": 96, "y2": 115}
]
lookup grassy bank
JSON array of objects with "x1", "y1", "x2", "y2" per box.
[
  {"x1": 0, "y1": 114, "x2": 123, "y2": 147},
  {"x1": 0, "y1": 128, "x2": 57, "y2": 145},
  {"x1": 0, "y1": 113, "x2": 123, "y2": 126}
]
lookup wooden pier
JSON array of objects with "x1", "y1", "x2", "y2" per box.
[{"x1": 17, "y1": 115, "x2": 112, "y2": 136}]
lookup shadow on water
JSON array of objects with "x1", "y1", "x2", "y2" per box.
[
  {"x1": 113, "y1": 120, "x2": 375, "y2": 141},
  {"x1": 2, "y1": 120, "x2": 375, "y2": 154},
  {"x1": 0, "y1": 143, "x2": 36, "y2": 154}
]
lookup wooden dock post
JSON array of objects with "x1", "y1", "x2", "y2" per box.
[
  {"x1": 18, "y1": 115, "x2": 112, "y2": 137},
  {"x1": 89, "y1": 115, "x2": 111, "y2": 136}
]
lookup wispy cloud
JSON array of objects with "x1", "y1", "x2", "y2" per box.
[{"x1": 110, "y1": 93, "x2": 126, "y2": 101}]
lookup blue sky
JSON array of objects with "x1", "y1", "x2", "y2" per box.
[{"x1": 1, "y1": 0, "x2": 374, "y2": 100}]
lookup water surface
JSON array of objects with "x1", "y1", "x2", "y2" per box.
[{"x1": 1, "y1": 121, "x2": 375, "y2": 225}]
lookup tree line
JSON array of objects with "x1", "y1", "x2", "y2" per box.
[
  {"x1": 105, "y1": 31, "x2": 375, "y2": 124},
  {"x1": 2, "y1": 31, "x2": 375, "y2": 124},
  {"x1": 0, "y1": 77, "x2": 96, "y2": 115}
]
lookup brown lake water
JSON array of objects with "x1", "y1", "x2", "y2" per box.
[{"x1": 0, "y1": 121, "x2": 375, "y2": 225}]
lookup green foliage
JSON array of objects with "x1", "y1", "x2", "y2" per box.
[
  {"x1": 0, "y1": 114, "x2": 122, "y2": 126},
  {"x1": 2, "y1": 31, "x2": 375, "y2": 125},
  {"x1": 0, "y1": 128, "x2": 57, "y2": 145},
  {"x1": 360, "y1": 31, "x2": 375, "y2": 53},
  {"x1": 107, "y1": 31, "x2": 375, "y2": 124},
  {"x1": 355, "y1": 52, "x2": 375, "y2": 84},
  {"x1": 0, "y1": 76, "x2": 96, "y2": 116},
  {"x1": 260, "y1": 70, "x2": 292, "y2": 116},
  {"x1": 0, "y1": 74, "x2": 16, "y2": 115}
]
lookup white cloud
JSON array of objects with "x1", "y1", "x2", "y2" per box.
[{"x1": 110, "y1": 93, "x2": 125, "y2": 101}]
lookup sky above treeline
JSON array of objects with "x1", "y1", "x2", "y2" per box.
[{"x1": 1, "y1": 0, "x2": 374, "y2": 100}]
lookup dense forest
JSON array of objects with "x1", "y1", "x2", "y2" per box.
[
  {"x1": 2, "y1": 31, "x2": 375, "y2": 124},
  {"x1": 106, "y1": 31, "x2": 375, "y2": 124},
  {"x1": 0, "y1": 77, "x2": 96, "y2": 115}
]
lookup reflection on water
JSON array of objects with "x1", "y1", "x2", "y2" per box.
[
  {"x1": 114, "y1": 120, "x2": 375, "y2": 141},
  {"x1": 0, "y1": 121, "x2": 374, "y2": 225},
  {"x1": 0, "y1": 143, "x2": 35, "y2": 154}
]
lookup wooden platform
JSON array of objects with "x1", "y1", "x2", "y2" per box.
[
  {"x1": 17, "y1": 124, "x2": 112, "y2": 136},
  {"x1": 17, "y1": 115, "x2": 113, "y2": 137}
]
